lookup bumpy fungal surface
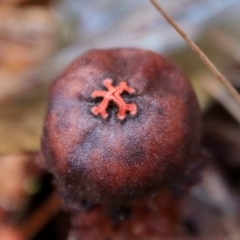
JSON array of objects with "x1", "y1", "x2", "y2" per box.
[{"x1": 41, "y1": 48, "x2": 201, "y2": 204}]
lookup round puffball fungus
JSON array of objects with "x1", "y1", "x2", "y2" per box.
[{"x1": 41, "y1": 48, "x2": 201, "y2": 205}]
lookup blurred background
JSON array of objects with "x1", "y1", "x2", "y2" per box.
[{"x1": 1, "y1": 0, "x2": 240, "y2": 239}]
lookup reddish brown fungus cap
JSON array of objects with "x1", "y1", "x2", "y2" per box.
[{"x1": 41, "y1": 48, "x2": 201, "y2": 204}]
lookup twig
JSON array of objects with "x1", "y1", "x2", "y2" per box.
[
  {"x1": 20, "y1": 192, "x2": 62, "y2": 239},
  {"x1": 150, "y1": 0, "x2": 240, "y2": 109}
]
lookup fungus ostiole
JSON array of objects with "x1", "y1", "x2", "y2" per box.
[{"x1": 91, "y1": 79, "x2": 137, "y2": 120}]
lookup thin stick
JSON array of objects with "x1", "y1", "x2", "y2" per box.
[
  {"x1": 20, "y1": 192, "x2": 62, "y2": 239},
  {"x1": 150, "y1": 0, "x2": 240, "y2": 107}
]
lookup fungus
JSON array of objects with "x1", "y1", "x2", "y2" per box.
[{"x1": 41, "y1": 48, "x2": 201, "y2": 205}]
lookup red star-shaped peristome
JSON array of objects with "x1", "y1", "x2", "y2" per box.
[{"x1": 91, "y1": 79, "x2": 137, "y2": 120}]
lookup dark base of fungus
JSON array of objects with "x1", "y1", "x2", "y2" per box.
[{"x1": 68, "y1": 189, "x2": 180, "y2": 240}]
